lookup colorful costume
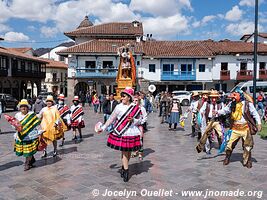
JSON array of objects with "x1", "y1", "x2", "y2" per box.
[
  {"x1": 39, "y1": 106, "x2": 66, "y2": 144},
  {"x1": 14, "y1": 111, "x2": 41, "y2": 157},
  {"x1": 168, "y1": 98, "x2": 182, "y2": 130},
  {"x1": 218, "y1": 92, "x2": 261, "y2": 168},
  {"x1": 57, "y1": 104, "x2": 71, "y2": 127},
  {"x1": 102, "y1": 103, "x2": 142, "y2": 151},
  {"x1": 70, "y1": 104, "x2": 84, "y2": 128}
]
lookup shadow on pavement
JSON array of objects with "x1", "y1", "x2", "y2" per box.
[
  {"x1": 0, "y1": 160, "x2": 24, "y2": 171},
  {"x1": 143, "y1": 148, "x2": 155, "y2": 157},
  {"x1": 0, "y1": 131, "x2": 16, "y2": 135},
  {"x1": 130, "y1": 160, "x2": 154, "y2": 177},
  {"x1": 57, "y1": 146, "x2": 77, "y2": 155},
  {"x1": 34, "y1": 156, "x2": 62, "y2": 168},
  {"x1": 222, "y1": 152, "x2": 258, "y2": 164}
]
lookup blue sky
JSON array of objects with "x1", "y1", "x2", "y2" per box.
[{"x1": 0, "y1": 0, "x2": 266, "y2": 49}]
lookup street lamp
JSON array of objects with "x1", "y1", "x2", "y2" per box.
[{"x1": 253, "y1": 0, "x2": 258, "y2": 106}]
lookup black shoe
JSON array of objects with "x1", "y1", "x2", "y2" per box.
[
  {"x1": 53, "y1": 151, "x2": 58, "y2": 157},
  {"x1": 29, "y1": 156, "x2": 36, "y2": 167},
  {"x1": 72, "y1": 136, "x2": 77, "y2": 141},
  {"x1": 59, "y1": 138, "x2": 65, "y2": 147},
  {"x1": 120, "y1": 166, "x2": 124, "y2": 178},
  {"x1": 123, "y1": 169, "x2": 129, "y2": 182},
  {"x1": 41, "y1": 151, "x2": 47, "y2": 158}
]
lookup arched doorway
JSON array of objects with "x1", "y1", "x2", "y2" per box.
[{"x1": 74, "y1": 82, "x2": 89, "y2": 96}]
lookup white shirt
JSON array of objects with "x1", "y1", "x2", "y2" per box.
[
  {"x1": 190, "y1": 100, "x2": 199, "y2": 113},
  {"x1": 200, "y1": 102, "x2": 224, "y2": 118}
]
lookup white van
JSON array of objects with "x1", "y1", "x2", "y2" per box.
[{"x1": 230, "y1": 81, "x2": 267, "y2": 96}]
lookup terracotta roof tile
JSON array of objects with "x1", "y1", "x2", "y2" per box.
[
  {"x1": 9, "y1": 47, "x2": 33, "y2": 53},
  {"x1": 65, "y1": 22, "x2": 143, "y2": 39},
  {"x1": 41, "y1": 59, "x2": 68, "y2": 69},
  {"x1": 57, "y1": 39, "x2": 143, "y2": 55},
  {"x1": 0, "y1": 47, "x2": 48, "y2": 63}
]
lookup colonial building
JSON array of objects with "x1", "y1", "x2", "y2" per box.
[
  {"x1": 0, "y1": 46, "x2": 47, "y2": 99},
  {"x1": 41, "y1": 59, "x2": 68, "y2": 95},
  {"x1": 58, "y1": 17, "x2": 267, "y2": 96},
  {"x1": 58, "y1": 16, "x2": 144, "y2": 97},
  {"x1": 240, "y1": 33, "x2": 267, "y2": 44}
]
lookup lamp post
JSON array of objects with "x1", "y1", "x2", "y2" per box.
[{"x1": 253, "y1": 0, "x2": 258, "y2": 106}]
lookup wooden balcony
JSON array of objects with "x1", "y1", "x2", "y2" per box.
[
  {"x1": 220, "y1": 70, "x2": 230, "y2": 80},
  {"x1": 12, "y1": 68, "x2": 46, "y2": 79},
  {"x1": 236, "y1": 70, "x2": 253, "y2": 80},
  {"x1": 259, "y1": 69, "x2": 267, "y2": 80}
]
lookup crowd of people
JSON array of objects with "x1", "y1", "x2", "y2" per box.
[{"x1": 0, "y1": 86, "x2": 265, "y2": 181}]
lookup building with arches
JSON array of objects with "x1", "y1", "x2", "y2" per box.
[{"x1": 0, "y1": 46, "x2": 47, "y2": 100}]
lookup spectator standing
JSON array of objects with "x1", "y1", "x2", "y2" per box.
[{"x1": 33, "y1": 95, "x2": 46, "y2": 114}]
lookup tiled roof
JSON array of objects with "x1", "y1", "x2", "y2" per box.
[
  {"x1": 57, "y1": 39, "x2": 143, "y2": 55},
  {"x1": 9, "y1": 47, "x2": 33, "y2": 53},
  {"x1": 143, "y1": 41, "x2": 214, "y2": 57},
  {"x1": 0, "y1": 47, "x2": 48, "y2": 63},
  {"x1": 77, "y1": 16, "x2": 93, "y2": 29},
  {"x1": 204, "y1": 40, "x2": 267, "y2": 55},
  {"x1": 240, "y1": 32, "x2": 267, "y2": 41},
  {"x1": 65, "y1": 22, "x2": 143, "y2": 39},
  {"x1": 41, "y1": 59, "x2": 68, "y2": 69}
]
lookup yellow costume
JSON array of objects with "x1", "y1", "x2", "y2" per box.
[{"x1": 39, "y1": 106, "x2": 67, "y2": 144}]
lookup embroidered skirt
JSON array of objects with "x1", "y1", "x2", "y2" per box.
[
  {"x1": 14, "y1": 139, "x2": 38, "y2": 157},
  {"x1": 107, "y1": 133, "x2": 141, "y2": 152},
  {"x1": 168, "y1": 112, "x2": 180, "y2": 124}
]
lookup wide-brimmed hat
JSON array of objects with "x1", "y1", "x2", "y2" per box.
[
  {"x1": 58, "y1": 94, "x2": 65, "y2": 100},
  {"x1": 73, "y1": 96, "x2": 80, "y2": 102},
  {"x1": 209, "y1": 90, "x2": 219, "y2": 97},
  {"x1": 17, "y1": 99, "x2": 31, "y2": 109},
  {"x1": 46, "y1": 95, "x2": 54, "y2": 102},
  {"x1": 191, "y1": 91, "x2": 199, "y2": 97},
  {"x1": 121, "y1": 87, "x2": 134, "y2": 100}
]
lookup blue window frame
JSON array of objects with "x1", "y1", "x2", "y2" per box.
[{"x1": 163, "y1": 64, "x2": 174, "y2": 71}]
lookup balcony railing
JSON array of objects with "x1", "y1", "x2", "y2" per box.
[
  {"x1": 161, "y1": 71, "x2": 196, "y2": 81},
  {"x1": 12, "y1": 68, "x2": 46, "y2": 78},
  {"x1": 220, "y1": 70, "x2": 230, "y2": 81},
  {"x1": 236, "y1": 70, "x2": 253, "y2": 80},
  {"x1": 259, "y1": 69, "x2": 267, "y2": 80},
  {"x1": 76, "y1": 68, "x2": 117, "y2": 78},
  {"x1": 0, "y1": 68, "x2": 8, "y2": 77}
]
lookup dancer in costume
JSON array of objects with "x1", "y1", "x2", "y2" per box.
[
  {"x1": 168, "y1": 96, "x2": 182, "y2": 131},
  {"x1": 14, "y1": 99, "x2": 42, "y2": 170},
  {"x1": 98, "y1": 87, "x2": 142, "y2": 182},
  {"x1": 197, "y1": 90, "x2": 224, "y2": 154},
  {"x1": 216, "y1": 90, "x2": 261, "y2": 168},
  {"x1": 56, "y1": 94, "x2": 71, "y2": 147},
  {"x1": 70, "y1": 96, "x2": 85, "y2": 141},
  {"x1": 39, "y1": 95, "x2": 66, "y2": 157}
]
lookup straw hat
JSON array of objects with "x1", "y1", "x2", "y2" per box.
[
  {"x1": 17, "y1": 99, "x2": 31, "y2": 109},
  {"x1": 191, "y1": 91, "x2": 199, "y2": 97},
  {"x1": 209, "y1": 90, "x2": 219, "y2": 97},
  {"x1": 46, "y1": 95, "x2": 54, "y2": 102}
]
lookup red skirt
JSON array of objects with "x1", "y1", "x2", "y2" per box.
[
  {"x1": 71, "y1": 120, "x2": 85, "y2": 128},
  {"x1": 107, "y1": 133, "x2": 141, "y2": 152}
]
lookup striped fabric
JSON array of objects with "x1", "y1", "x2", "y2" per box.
[
  {"x1": 19, "y1": 113, "x2": 41, "y2": 141},
  {"x1": 71, "y1": 107, "x2": 84, "y2": 122},
  {"x1": 14, "y1": 139, "x2": 38, "y2": 157},
  {"x1": 107, "y1": 133, "x2": 141, "y2": 152}
]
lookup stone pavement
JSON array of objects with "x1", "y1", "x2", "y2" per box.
[{"x1": 0, "y1": 106, "x2": 266, "y2": 200}]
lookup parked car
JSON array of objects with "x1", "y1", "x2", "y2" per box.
[
  {"x1": 0, "y1": 93, "x2": 18, "y2": 112},
  {"x1": 172, "y1": 91, "x2": 191, "y2": 106}
]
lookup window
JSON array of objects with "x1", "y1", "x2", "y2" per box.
[
  {"x1": 85, "y1": 61, "x2": 96, "y2": 68},
  {"x1": 53, "y1": 73, "x2": 57, "y2": 80},
  {"x1": 21, "y1": 61, "x2": 25, "y2": 72},
  {"x1": 149, "y1": 64, "x2": 156, "y2": 72},
  {"x1": 199, "y1": 64, "x2": 205, "y2": 72},
  {"x1": 163, "y1": 64, "x2": 174, "y2": 71},
  {"x1": 59, "y1": 56, "x2": 65, "y2": 62},
  {"x1": 137, "y1": 61, "x2": 140, "y2": 66},
  {"x1": 28, "y1": 62, "x2": 32, "y2": 71},
  {"x1": 181, "y1": 64, "x2": 192, "y2": 71},
  {"x1": 102, "y1": 61, "x2": 113, "y2": 68},
  {"x1": 61, "y1": 72, "x2": 63, "y2": 82},
  {"x1": 260, "y1": 62, "x2": 266, "y2": 69},
  {"x1": 240, "y1": 62, "x2": 247, "y2": 70},
  {"x1": 221, "y1": 63, "x2": 228, "y2": 70}
]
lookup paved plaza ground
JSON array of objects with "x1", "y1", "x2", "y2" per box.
[{"x1": 0, "y1": 106, "x2": 266, "y2": 200}]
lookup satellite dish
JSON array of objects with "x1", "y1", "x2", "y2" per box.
[{"x1": 148, "y1": 84, "x2": 156, "y2": 93}]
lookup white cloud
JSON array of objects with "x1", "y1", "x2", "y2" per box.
[
  {"x1": 226, "y1": 21, "x2": 263, "y2": 36},
  {"x1": 192, "y1": 15, "x2": 216, "y2": 28},
  {"x1": 0, "y1": 24, "x2": 11, "y2": 33},
  {"x1": 239, "y1": 0, "x2": 264, "y2": 7},
  {"x1": 4, "y1": 31, "x2": 30, "y2": 41},
  {"x1": 40, "y1": 26, "x2": 59, "y2": 38},
  {"x1": 0, "y1": 0, "x2": 12, "y2": 22},
  {"x1": 225, "y1": 6, "x2": 243, "y2": 21},
  {"x1": 130, "y1": 0, "x2": 192, "y2": 17},
  {"x1": 143, "y1": 14, "x2": 190, "y2": 39}
]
